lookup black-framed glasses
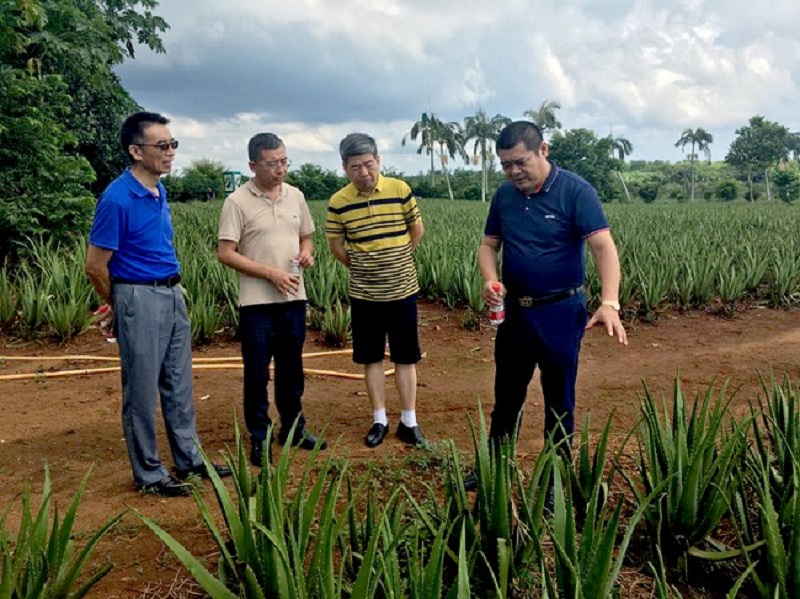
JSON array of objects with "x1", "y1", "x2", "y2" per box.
[{"x1": 137, "y1": 139, "x2": 179, "y2": 151}]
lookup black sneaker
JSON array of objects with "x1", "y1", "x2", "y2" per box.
[
  {"x1": 278, "y1": 430, "x2": 327, "y2": 451},
  {"x1": 138, "y1": 475, "x2": 192, "y2": 497},
  {"x1": 250, "y1": 438, "x2": 271, "y2": 468},
  {"x1": 175, "y1": 463, "x2": 232, "y2": 481},
  {"x1": 463, "y1": 471, "x2": 478, "y2": 492}
]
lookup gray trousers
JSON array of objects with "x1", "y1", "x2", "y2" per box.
[{"x1": 112, "y1": 283, "x2": 201, "y2": 487}]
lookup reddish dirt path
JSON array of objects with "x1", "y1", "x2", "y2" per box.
[{"x1": 1, "y1": 303, "x2": 798, "y2": 597}]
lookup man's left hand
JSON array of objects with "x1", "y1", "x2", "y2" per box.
[
  {"x1": 296, "y1": 250, "x2": 314, "y2": 268},
  {"x1": 586, "y1": 305, "x2": 628, "y2": 345}
]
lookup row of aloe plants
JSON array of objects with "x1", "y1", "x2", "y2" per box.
[
  {"x1": 3, "y1": 201, "x2": 800, "y2": 341},
  {"x1": 3, "y1": 376, "x2": 800, "y2": 596},
  {"x1": 132, "y1": 375, "x2": 800, "y2": 598}
]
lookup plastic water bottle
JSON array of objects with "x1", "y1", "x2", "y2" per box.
[
  {"x1": 289, "y1": 259, "x2": 300, "y2": 276},
  {"x1": 488, "y1": 282, "x2": 505, "y2": 327}
]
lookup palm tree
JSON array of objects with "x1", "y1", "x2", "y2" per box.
[
  {"x1": 611, "y1": 136, "x2": 633, "y2": 161},
  {"x1": 432, "y1": 120, "x2": 468, "y2": 201},
  {"x1": 523, "y1": 99, "x2": 562, "y2": 134},
  {"x1": 675, "y1": 128, "x2": 713, "y2": 202},
  {"x1": 463, "y1": 109, "x2": 511, "y2": 202},
  {"x1": 402, "y1": 112, "x2": 438, "y2": 187}
]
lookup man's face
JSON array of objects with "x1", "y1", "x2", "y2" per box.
[
  {"x1": 498, "y1": 142, "x2": 551, "y2": 195},
  {"x1": 250, "y1": 146, "x2": 289, "y2": 188},
  {"x1": 344, "y1": 154, "x2": 381, "y2": 193},
  {"x1": 129, "y1": 123, "x2": 176, "y2": 176}
]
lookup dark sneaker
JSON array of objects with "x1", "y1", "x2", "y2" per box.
[
  {"x1": 396, "y1": 422, "x2": 427, "y2": 447},
  {"x1": 250, "y1": 438, "x2": 270, "y2": 468},
  {"x1": 365, "y1": 423, "x2": 388, "y2": 447},
  {"x1": 139, "y1": 475, "x2": 192, "y2": 497},
  {"x1": 278, "y1": 430, "x2": 327, "y2": 451},
  {"x1": 543, "y1": 484, "x2": 555, "y2": 515},
  {"x1": 463, "y1": 471, "x2": 478, "y2": 492},
  {"x1": 175, "y1": 463, "x2": 232, "y2": 481}
]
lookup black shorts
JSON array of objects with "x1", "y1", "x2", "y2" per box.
[{"x1": 350, "y1": 295, "x2": 421, "y2": 365}]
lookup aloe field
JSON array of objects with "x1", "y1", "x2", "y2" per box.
[
  {"x1": 2, "y1": 200, "x2": 800, "y2": 344},
  {"x1": 3, "y1": 199, "x2": 800, "y2": 598}
]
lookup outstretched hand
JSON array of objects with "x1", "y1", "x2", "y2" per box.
[{"x1": 586, "y1": 305, "x2": 628, "y2": 345}]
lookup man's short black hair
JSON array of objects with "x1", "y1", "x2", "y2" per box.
[
  {"x1": 496, "y1": 121, "x2": 544, "y2": 152},
  {"x1": 248, "y1": 133, "x2": 284, "y2": 162},
  {"x1": 121, "y1": 112, "x2": 170, "y2": 160}
]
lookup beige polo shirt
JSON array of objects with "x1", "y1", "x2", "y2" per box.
[{"x1": 218, "y1": 181, "x2": 315, "y2": 306}]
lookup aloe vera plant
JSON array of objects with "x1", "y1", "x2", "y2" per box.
[
  {"x1": 0, "y1": 466, "x2": 122, "y2": 599},
  {"x1": 625, "y1": 378, "x2": 751, "y2": 571}
]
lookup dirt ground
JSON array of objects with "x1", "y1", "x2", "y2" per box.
[{"x1": 1, "y1": 302, "x2": 799, "y2": 597}]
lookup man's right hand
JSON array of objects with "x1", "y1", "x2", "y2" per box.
[
  {"x1": 269, "y1": 269, "x2": 300, "y2": 296},
  {"x1": 482, "y1": 281, "x2": 505, "y2": 306}
]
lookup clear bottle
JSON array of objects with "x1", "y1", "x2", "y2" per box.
[
  {"x1": 289, "y1": 258, "x2": 300, "y2": 276},
  {"x1": 488, "y1": 282, "x2": 505, "y2": 326}
]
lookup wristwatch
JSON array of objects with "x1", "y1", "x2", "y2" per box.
[{"x1": 601, "y1": 300, "x2": 621, "y2": 311}]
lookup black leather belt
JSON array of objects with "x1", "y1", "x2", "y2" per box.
[
  {"x1": 112, "y1": 274, "x2": 181, "y2": 287},
  {"x1": 514, "y1": 285, "x2": 585, "y2": 308}
]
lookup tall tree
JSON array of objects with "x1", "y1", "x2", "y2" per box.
[
  {"x1": 725, "y1": 116, "x2": 791, "y2": 202},
  {"x1": 463, "y1": 109, "x2": 511, "y2": 202},
  {"x1": 523, "y1": 99, "x2": 562, "y2": 134},
  {"x1": 402, "y1": 112, "x2": 439, "y2": 187},
  {"x1": 0, "y1": 0, "x2": 169, "y2": 257},
  {"x1": 674, "y1": 128, "x2": 713, "y2": 202},
  {"x1": 549, "y1": 129, "x2": 622, "y2": 202},
  {"x1": 611, "y1": 136, "x2": 634, "y2": 161},
  {"x1": 432, "y1": 120, "x2": 468, "y2": 201}
]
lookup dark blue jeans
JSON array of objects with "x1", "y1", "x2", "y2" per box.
[
  {"x1": 239, "y1": 301, "x2": 307, "y2": 441},
  {"x1": 490, "y1": 293, "x2": 588, "y2": 449}
]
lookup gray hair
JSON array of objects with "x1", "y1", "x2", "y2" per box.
[
  {"x1": 248, "y1": 133, "x2": 284, "y2": 162},
  {"x1": 339, "y1": 133, "x2": 378, "y2": 162}
]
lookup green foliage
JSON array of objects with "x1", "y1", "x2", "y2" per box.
[
  {"x1": 638, "y1": 182, "x2": 659, "y2": 203},
  {"x1": 285, "y1": 163, "x2": 347, "y2": 201},
  {"x1": 726, "y1": 116, "x2": 792, "y2": 201},
  {"x1": 625, "y1": 378, "x2": 751, "y2": 570},
  {"x1": 773, "y1": 167, "x2": 800, "y2": 204},
  {"x1": 0, "y1": 465, "x2": 123, "y2": 599},
  {"x1": 716, "y1": 180, "x2": 738, "y2": 202},
  {"x1": 167, "y1": 158, "x2": 227, "y2": 202},
  {"x1": 549, "y1": 129, "x2": 623, "y2": 201}
]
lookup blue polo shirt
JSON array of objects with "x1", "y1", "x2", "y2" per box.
[
  {"x1": 89, "y1": 169, "x2": 180, "y2": 281},
  {"x1": 484, "y1": 162, "x2": 608, "y2": 296}
]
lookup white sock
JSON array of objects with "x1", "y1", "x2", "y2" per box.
[
  {"x1": 400, "y1": 410, "x2": 417, "y2": 428},
  {"x1": 373, "y1": 409, "x2": 388, "y2": 426}
]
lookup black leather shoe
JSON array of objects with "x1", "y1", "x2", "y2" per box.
[
  {"x1": 396, "y1": 422, "x2": 427, "y2": 447},
  {"x1": 139, "y1": 475, "x2": 192, "y2": 497},
  {"x1": 544, "y1": 484, "x2": 555, "y2": 515},
  {"x1": 250, "y1": 438, "x2": 270, "y2": 468},
  {"x1": 279, "y1": 430, "x2": 327, "y2": 451},
  {"x1": 365, "y1": 423, "x2": 388, "y2": 447},
  {"x1": 463, "y1": 471, "x2": 478, "y2": 492},
  {"x1": 176, "y1": 463, "x2": 232, "y2": 481}
]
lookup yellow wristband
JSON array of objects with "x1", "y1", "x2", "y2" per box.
[{"x1": 601, "y1": 300, "x2": 620, "y2": 311}]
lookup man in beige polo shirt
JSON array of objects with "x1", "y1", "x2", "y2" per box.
[{"x1": 218, "y1": 132, "x2": 326, "y2": 468}]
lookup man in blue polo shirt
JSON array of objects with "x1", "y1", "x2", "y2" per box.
[
  {"x1": 473, "y1": 121, "x2": 627, "y2": 502},
  {"x1": 85, "y1": 111, "x2": 231, "y2": 497}
]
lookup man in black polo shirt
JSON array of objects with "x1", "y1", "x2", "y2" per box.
[
  {"x1": 474, "y1": 121, "x2": 627, "y2": 500},
  {"x1": 85, "y1": 111, "x2": 231, "y2": 497}
]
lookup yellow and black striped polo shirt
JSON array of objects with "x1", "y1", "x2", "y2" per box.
[{"x1": 326, "y1": 175, "x2": 422, "y2": 301}]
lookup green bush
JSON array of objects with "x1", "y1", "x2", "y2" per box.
[
  {"x1": 716, "y1": 180, "x2": 738, "y2": 201},
  {"x1": 638, "y1": 183, "x2": 659, "y2": 204}
]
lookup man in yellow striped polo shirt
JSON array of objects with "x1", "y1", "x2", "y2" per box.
[{"x1": 326, "y1": 133, "x2": 426, "y2": 448}]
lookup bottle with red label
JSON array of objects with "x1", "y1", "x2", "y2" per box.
[{"x1": 488, "y1": 282, "x2": 505, "y2": 326}]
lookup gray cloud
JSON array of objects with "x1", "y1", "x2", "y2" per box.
[{"x1": 115, "y1": 0, "x2": 800, "y2": 174}]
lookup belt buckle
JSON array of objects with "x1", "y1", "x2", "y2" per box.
[{"x1": 518, "y1": 296, "x2": 533, "y2": 308}]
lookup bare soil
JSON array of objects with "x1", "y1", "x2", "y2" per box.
[{"x1": 1, "y1": 302, "x2": 798, "y2": 597}]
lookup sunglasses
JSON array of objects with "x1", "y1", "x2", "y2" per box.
[{"x1": 137, "y1": 139, "x2": 179, "y2": 151}]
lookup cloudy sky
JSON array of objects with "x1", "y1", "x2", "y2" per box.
[{"x1": 116, "y1": 0, "x2": 800, "y2": 176}]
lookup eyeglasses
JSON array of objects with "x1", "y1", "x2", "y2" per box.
[
  {"x1": 257, "y1": 158, "x2": 292, "y2": 169},
  {"x1": 137, "y1": 139, "x2": 179, "y2": 151}
]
